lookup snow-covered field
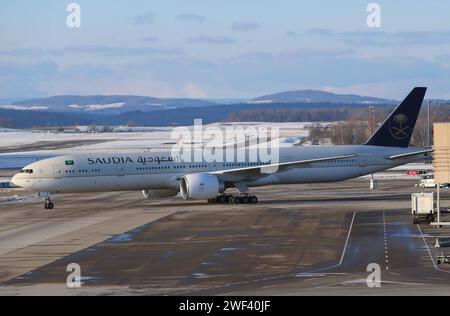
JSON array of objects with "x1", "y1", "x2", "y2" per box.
[{"x1": 0, "y1": 122, "x2": 313, "y2": 149}]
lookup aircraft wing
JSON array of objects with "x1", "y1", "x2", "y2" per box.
[
  {"x1": 211, "y1": 154, "x2": 357, "y2": 182},
  {"x1": 388, "y1": 148, "x2": 433, "y2": 159}
]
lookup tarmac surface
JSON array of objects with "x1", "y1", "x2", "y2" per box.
[{"x1": 0, "y1": 175, "x2": 449, "y2": 295}]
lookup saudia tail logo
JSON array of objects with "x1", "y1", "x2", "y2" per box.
[{"x1": 389, "y1": 113, "x2": 410, "y2": 140}]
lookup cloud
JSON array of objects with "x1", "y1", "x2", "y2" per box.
[
  {"x1": 180, "y1": 82, "x2": 207, "y2": 98},
  {"x1": 304, "y1": 28, "x2": 334, "y2": 37},
  {"x1": 142, "y1": 36, "x2": 158, "y2": 42},
  {"x1": 0, "y1": 61, "x2": 59, "y2": 98},
  {"x1": 176, "y1": 13, "x2": 206, "y2": 24},
  {"x1": 196, "y1": 50, "x2": 447, "y2": 97},
  {"x1": 322, "y1": 80, "x2": 438, "y2": 100},
  {"x1": 132, "y1": 12, "x2": 156, "y2": 26},
  {"x1": 303, "y1": 28, "x2": 450, "y2": 46},
  {"x1": 286, "y1": 30, "x2": 299, "y2": 37},
  {"x1": 0, "y1": 61, "x2": 58, "y2": 78},
  {"x1": 2, "y1": 44, "x2": 450, "y2": 99},
  {"x1": 63, "y1": 45, "x2": 183, "y2": 56},
  {"x1": 230, "y1": 21, "x2": 260, "y2": 32},
  {"x1": 0, "y1": 48, "x2": 42, "y2": 57},
  {"x1": 187, "y1": 35, "x2": 235, "y2": 44}
]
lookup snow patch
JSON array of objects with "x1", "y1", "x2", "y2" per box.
[
  {"x1": 0, "y1": 105, "x2": 48, "y2": 111},
  {"x1": 85, "y1": 102, "x2": 125, "y2": 111},
  {"x1": 68, "y1": 104, "x2": 83, "y2": 109}
]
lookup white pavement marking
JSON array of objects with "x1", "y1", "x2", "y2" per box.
[
  {"x1": 427, "y1": 277, "x2": 446, "y2": 281},
  {"x1": 336, "y1": 211, "x2": 356, "y2": 266},
  {"x1": 383, "y1": 211, "x2": 389, "y2": 270}
]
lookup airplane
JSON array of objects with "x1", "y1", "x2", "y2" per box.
[{"x1": 11, "y1": 87, "x2": 432, "y2": 209}]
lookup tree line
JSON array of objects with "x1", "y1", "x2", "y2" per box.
[{"x1": 227, "y1": 105, "x2": 449, "y2": 146}]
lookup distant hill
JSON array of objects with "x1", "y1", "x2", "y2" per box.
[
  {"x1": 252, "y1": 89, "x2": 397, "y2": 104},
  {"x1": 9, "y1": 95, "x2": 216, "y2": 115},
  {"x1": 4, "y1": 90, "x2": 397, "y2": 116},
  {"x1": 0, "y1": 101, "x2": 395, "y2": 128},
  {"x1": 2, "y1": 89, "x2": 445, "y2": 128},
  {"x1": 0, "y1": 109, "x2": 97, "y2": 128}
]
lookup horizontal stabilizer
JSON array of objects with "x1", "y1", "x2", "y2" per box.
[{"x1": 389, "y1": 148, "x2": 433, "y2": 159}]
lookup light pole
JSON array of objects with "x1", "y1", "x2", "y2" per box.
[
  {"x1": 427, "y1": 100, "x2": 431, "y2": 147},
  {"x1": 369, "y1": 106, "x2": 377, "y2": 189},
  {"x1": 369, "y1": 106, "x2": 375, "y2": 136}
]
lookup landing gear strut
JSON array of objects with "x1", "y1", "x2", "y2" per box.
[
  {"x1": 44, "y1": 197, "x2": 54, "y2": 209},
  {"x1": 208, "y1": 194, "x2": 258, "y2": 204}
]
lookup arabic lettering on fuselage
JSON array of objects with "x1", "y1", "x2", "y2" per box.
[
  {"x1": 136, "y1": 155, "x2": 176, "y2": 165},
  {"x1": 87, "y1": 156, "x2": 176, "y2": 165}
]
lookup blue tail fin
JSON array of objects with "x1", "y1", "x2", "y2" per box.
[{"x1": 365, "y1": 87, "x2": 426, "y2": 147}]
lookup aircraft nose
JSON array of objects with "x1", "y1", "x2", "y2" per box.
[
  {"x1": 10, "y1": 173, "x2": 27, "y2": 188},
  {"x1": 10, "y1": 174, "x2": 20, "y2": 186}
]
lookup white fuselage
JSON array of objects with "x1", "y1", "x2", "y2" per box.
[{"x1": 11, "y1": 145, "x2": 429, "y2": 194}]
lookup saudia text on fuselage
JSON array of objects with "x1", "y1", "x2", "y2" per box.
[{"x1": 86, "y1": 155, "x2": 176, "y2": 165}]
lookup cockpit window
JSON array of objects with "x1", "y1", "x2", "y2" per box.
[{"x1": 20, "y1": 169, "x2": 33, "y2": 174}]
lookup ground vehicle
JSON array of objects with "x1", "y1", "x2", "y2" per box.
[
  {"x1": 415, "y1": 175, "x2": 450, "y2": 188},
  {"x1": 437, "y1": 255, "x2": 450, "y2": 264},
  {"x1": 411, "y1": 192, "x2": 435, "y2": 224},
  {"x1": 416, "y1": 174, "x2": 437, "y2": 188}
]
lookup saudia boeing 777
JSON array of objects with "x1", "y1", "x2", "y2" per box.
[{"x1": 12, "y1": 87, "x2": 432, "y2": 209}]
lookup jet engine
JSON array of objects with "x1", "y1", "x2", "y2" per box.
[
  {"x1": 142, "y1": 189, "x2": 179, "y2": 198},
  {"x1": 180, "y1": 173, "x2": 224, "y2": 200}
]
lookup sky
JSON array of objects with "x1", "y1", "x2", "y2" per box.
[{"x1": 1, "y1": 0, "x2": 450, "y2": 100}]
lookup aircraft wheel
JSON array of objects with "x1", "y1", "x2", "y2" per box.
[{"x1": 47, "y1": 202, "x2": 54, "y2": 209}]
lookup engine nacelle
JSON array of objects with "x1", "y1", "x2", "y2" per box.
[
  {"x1": 180, "y1": 173, "x2": 224, "y2": 200},
  {"x1": 142, "y1": 189, "x2": 179, "y2": 198}
]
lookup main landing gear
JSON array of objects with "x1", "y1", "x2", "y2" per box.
[
  {"x1": 208, "y1": 194, "x2": 258, "y2": 204},
  {"x1": 44, "y1": 197, "x2": 54, "y2": 209}
]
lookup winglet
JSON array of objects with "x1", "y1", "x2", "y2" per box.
[{"x1": 366, "y1": 87, "x2": 427, "y2": 147}]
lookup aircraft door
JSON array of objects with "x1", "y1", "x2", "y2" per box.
[{"x1": 53, "y1": 165, "x2": 63, "y2": 179}]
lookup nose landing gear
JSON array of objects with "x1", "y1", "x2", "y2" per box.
[
  {"x1": 44, "y1": 197, "x2": 54, "y2": 209},
  {"x1": 37, "y1": 192, "x2": 54, "y2": 209}
]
